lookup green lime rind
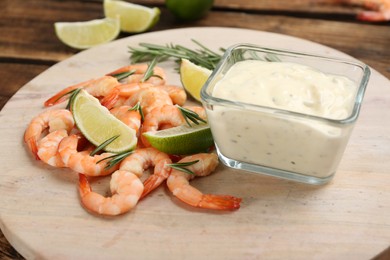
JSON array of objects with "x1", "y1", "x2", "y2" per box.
[{"x1": 143, "y1": 123, "x2": 214, "y2": 155}]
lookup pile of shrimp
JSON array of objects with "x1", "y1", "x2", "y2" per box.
[{"x1": 24, "y1": 63, "x2": 241, "y2": 216}]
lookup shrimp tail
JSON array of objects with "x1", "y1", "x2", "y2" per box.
[
  {"x1": 78, "y1": 173, "x2": 91, "y2": 196},
  {"x1": 26, "y1": 136, "x2": 40, "y2": 160},
  {"x1": 44, "y1": 79, "x2": 94, "y2": 107},
  {"x1": 198, "y1": 194, "x2": 242, "y2": 210}
]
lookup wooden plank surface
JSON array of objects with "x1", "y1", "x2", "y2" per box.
[{"x1": 1, "y1": 0, "x2": 389, "y2": 259}]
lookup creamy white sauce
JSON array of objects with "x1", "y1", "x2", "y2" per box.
[{"x1": 207, "y1": 60, "x2": 357, "y2": 178}]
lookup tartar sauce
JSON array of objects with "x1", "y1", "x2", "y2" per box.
[{"x1": 207, "y1": 60, "x2": 357, "y2": 178}]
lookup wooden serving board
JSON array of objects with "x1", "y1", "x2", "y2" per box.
[{"x1": 0, "y1": 27, "x2": 389, "y2": 259}]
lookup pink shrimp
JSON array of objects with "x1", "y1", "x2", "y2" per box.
[
  {"x1": 110, "y1": 105, "x2": 142, "y2": 135},
  {"x1": 166, "y1": 153, "x2": 242, "y2": 210},
  {"x1": 78, "y1": 147, "x2": 171, "y2": 215},
  {"x1": 124, "y1": 87, "x2": 173, "y2": 116},
  {"x1": 58, "y1": 134, "x2": 119, "y2": 176},
  {"x1": 100, "y1": 82, "x2": 153, "y2": 109},
  {"x1": 140, "y1": 105, "x2": 206, "y2": 147},
  {"x1": 78, "y1": 171, "x2": 144, "y2": 216},
  {"x1": 36, "y1": 129, "x2": 68, "y2": 167},
  {"x1": 44, "y1": 76, "x2": 119, "y2": 107},
  {"x1": 119, "y1": 148, "x2": 172, "y2": 198},
  {"x1": 24, "y1": 109, "x2": 74, "y2": 160},
  {"x1": 159, "y1": 85, "x2": 187, "y2": 106}
]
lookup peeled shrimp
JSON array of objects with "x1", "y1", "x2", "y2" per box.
[
  {"x1": 58, "y1": 134, "x2": 119, "y2": 176},
  {"x1": 24, "y1": 109, "x2": 74, "y2": 159},
  {"x1": 167, "y1": 153, "x2": 241, "y2": 210},
  {"x1": 119, "y1": 148, "x2": 172, "y2": 198},
  {"x1": 110, "y1": 105, "x2": 142, "y2": 135},
  {"x1": 78, "y1": 147, "x2": 171, "y2": 215},
  {"x1": 78, "y1": 171, "x2": 144, "y2": 216},
  {"x1": 125, "y1": 87, "x2": 173, "y2": 116},
  {"x1": 37, "y1": 129, "x2": 68, "y2": 167},
  {"x1": 44, "y1": 76, "x2": 119, "y2": 107}
]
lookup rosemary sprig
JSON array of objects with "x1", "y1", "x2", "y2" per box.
[
  {"x1": 90, "y1": 135, "x2": 119, "y2": 156},
  {"x1": 141, "y1": 56, "x2": 163, "y2": 82},
  {"x1": 111, "y1": 69, "x2": 137, "y2": 81},
  {"x1": 66, "y1": 88, "x2": 82, "y2": 110},
  {"x1": 167, "y1": 160, "x2": 199, "y2": 175},
  {"x1": 129, "y1": 102, "x2": 144, "y2": 121},
  {"x1": 96, "y1": 151, "x2": 134, "y2": 169},
  {"x1": 128, "y1": 39, "x2": 224, "y2": 70},
  {"x1": 177, "y1": 105, "x2": 207, "y2": 127}
]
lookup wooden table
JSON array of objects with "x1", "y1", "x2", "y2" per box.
[{"x1": 1, "y1": 0, "x2": 389, "y2": 259}]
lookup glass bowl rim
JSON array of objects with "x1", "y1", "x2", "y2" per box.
[{"x1": 200, "y1": 43, "x2": 371, "y2": 125}]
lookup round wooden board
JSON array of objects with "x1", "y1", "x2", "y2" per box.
[{"x1": 1, "y1": 27, "x2": 389, "y2": 259}]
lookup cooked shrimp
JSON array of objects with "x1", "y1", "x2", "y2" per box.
[
  {"x1": 24, "y1": 109, "x2": 74, "y2": 159},
  {"x1": 78, "y1": 171, "x2": 144, "y2": 216},
  {"x1": 36, "y1": 129, "x2": 68, "y2": 167},
  {"x1": 159, "y1": 85, "x2": 187, "y2": 106},
  {"x1": 44, "y1": 76, "x2": 119, "y2": 107},
  {"x1": 125, "y1": 87, "x2": 173, "y2": 115},
  {"x1": 167, "y1": 153, "x2": 241, "y2": 210},
  {"x1": 119, "y1": 148, "x2": 172, "y2": 198},
  {"x1": 140, "y1": 105, "x2": 206, "y2": 147},
  {"x1": 58, "y1": 134, "x2": 119, "y2": 176},
  {"x1": 78, "y1": 147, "x2": 171, "y2": 215},
  {"x1": 110, "y1": 105, "x2": 142, "y2": 135},
  {"x1": 100, "y1": 82, "x2": 152, "y2": 109}
]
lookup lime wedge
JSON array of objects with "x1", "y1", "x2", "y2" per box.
[
  {"x1": 180, "y1": 59, "x2": 212, "y2": 102},
  {"x1": 143, "y1": 123, "x2": 214, "y2": 155},
  {"x1": 104, "y1": 0, "x2": 160, "y2": 33},
  {"x1": 71, "y1": 90, "x2": 137, "y2": 153},
  {"x1": 166, "y1": 0, "x2": 214, "y2": 21},
  {"x1": 54, "y1": 17, "x2": 120, "y2": 49}
]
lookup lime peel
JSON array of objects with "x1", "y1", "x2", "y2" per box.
[
  {"x1": 54, "y1": 17, "x2": 120, "y2": 49},
  {"x1": 143, "y1": 123, "x2": 214, "y2": 155},
  {"x1": 104, "y1": 0, "x2": 160, "y2": 33}
]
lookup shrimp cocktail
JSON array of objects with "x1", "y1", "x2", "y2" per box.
[{"x1": 201, "y1": 44, "x2": 370, "y2": 185}]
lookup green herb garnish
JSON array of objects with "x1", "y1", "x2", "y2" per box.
[
  {"x1": 167, "y1": 160, "x2": 200, "y2": 175},
  {"x1": 177, "y1": 105, "x2": 207, "y2": 127}
]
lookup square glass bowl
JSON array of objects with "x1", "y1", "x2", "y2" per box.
[{"x1": 200, "y1": 44, "x2": 370, "y2": 185}]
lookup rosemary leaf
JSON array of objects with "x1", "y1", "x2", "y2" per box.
[
  {"x1": 167, "y1": 160, "x2": 200, "y2": 175},
  {"x1": 177, "y1": 105, "x2": 207, "y2": 127},
  {"x1": 90, "y1": 135, "x2": 119, "y2": 156},
  {"x1": 96, "y1": 151, "x2": 134, "y2": 169},
  {"x1": 128, "y1": 102, "x2": 144, "y2": 121},
  {"x1": 111, "y1": 70, "x2": 136, "y2": 81},
  {"x1": 66, "y1": 88, "x2": 82, "y2": 110}
]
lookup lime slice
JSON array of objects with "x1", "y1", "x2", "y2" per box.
[
  {"x1": 180, "y1": 59, "x2": 212, "y2": 102},
  {"x1": 166, "y1": 0, "x2": 214, "y2": 21},
  {"x1": 104, "y1": 0, "x2": 160, "y2": 33},
  {"x1": 54, "y1": 17, "x2": 120, "y2": 49},
  {"x1": 72, "y1": 90, "x2": 137, "y2": 153},
  {"x1": 143, "y1": 123, "x2": 214, "y2": 155}
]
